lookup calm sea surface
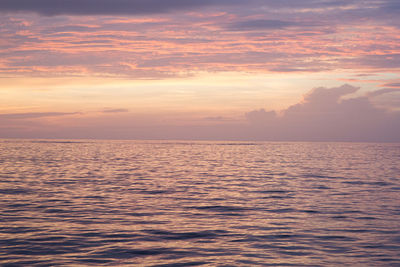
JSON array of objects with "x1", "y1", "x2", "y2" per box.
[{"x1": 0, "y1": 140, "x2": 399, "y2": 266}]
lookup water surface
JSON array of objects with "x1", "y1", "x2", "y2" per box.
[{"x1": 1, "y1": 140, "x2": 399, "y2": 266}]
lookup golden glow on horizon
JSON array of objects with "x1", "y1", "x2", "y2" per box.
[{"x1": 0, "y1": 70, "x2": 384, "y2": 117}]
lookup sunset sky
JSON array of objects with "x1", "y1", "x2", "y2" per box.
[{"x1": 0, "y1": 0, "x2": 399, "y2": 141}]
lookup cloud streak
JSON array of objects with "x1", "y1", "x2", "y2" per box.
[
  {"x1": 0, "y1": 112, "x2": 79, "y2": 119},
  {"x1": 101, "y1": 108, "x2": 129, "y2": 113},
  {"x1": 226, "y1": 19, "x2": 297, "y2": 31},
  {"x1": 382, "y1": 83, "x2": 400, "y2": 88},
  {"x1": 367, "y1": 88, "x2": 400, "y2": 97}
]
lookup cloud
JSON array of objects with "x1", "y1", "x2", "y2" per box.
[
  {"x1": 0, "y1": 112, "x2": 79, "y2": 119},
  {"x1": 226, "y1": 19, "x2": 296, "y2": 31},
  {"x1": 303, "y1": 84, "x2": 358, "y2": 104},
  {"x1": 225, "y1": 18, "x2": 325, "y2": 32},
  {"x1": 0, "y1": 0, "x2": 398, "y2": 79},
  {"x1": 245, "y1": 109, "x2": 277, "y2": 123},
  {"x1": 379, "y1": 0, "x2": 400, "y2": 13},
  {"x1": 203, "y1": 116, "x2": 227, "y2": 121},
  {"x1": 0, "y1": 0, "x2": 242, "y2": 16},
  {"x1": 342, "y1": 54, "x2": 400, "y2": 70},
  {"x1": 245, "y1": 84, "x2": 400, "y2": 142},
  {"x1": 101, "y1": 108, "x2": 129, "y2": 113},
  {"x1": 367, "y1": 88, "x2": 400, "y2": 97},
  {"x1": 1, "y1": 0, "x2": 384, "y2": 17},
  {"x1": 382, "y1": 83, "x2": 400, "y2": 88}
]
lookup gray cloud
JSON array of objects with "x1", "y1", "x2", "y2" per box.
[
  {"x1": 0, "y1": 0, "x2": 386, "y2": 18},
  {"x1": 225, "y1": 18, "x2": 327, "y2": 32},
  {"x1": 0, "y1": 0, "x2": 242, "y2": 16},
  {"x1": 343, "y1": 54, "x2": 400, "y2": 69},
  {"x1": 0, "y1": 112, "x2": 79, "y2": 119},
  {"x1": 48, "y1": 25, "x2": 100, "y2": 33},
  {"x1": 226, "y1": 19, "x2": 296, "y2": 31},
  {"x1": 380, "y1": 0, "x2": 400, "y2": 13}
]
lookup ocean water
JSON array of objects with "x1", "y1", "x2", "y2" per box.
[{"x1": 0, "y1": 140, "x2": 399, "y2": 266}]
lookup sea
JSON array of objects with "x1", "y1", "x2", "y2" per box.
[{"x1": 0, "y1": 139, "x2": 399, "y2": 266}]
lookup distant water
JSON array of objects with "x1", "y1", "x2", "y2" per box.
[{"x1": 1, "y1": 140, "x2": 400, "y2": 266}]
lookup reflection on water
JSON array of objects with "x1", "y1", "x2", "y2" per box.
[{"x1": 0, "y1": 140, "x2": 399, "y2": 266}]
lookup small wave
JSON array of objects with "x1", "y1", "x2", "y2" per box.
[
  {"x1": 90, "y1": 247, "x2": 197, "y2": 260},
  {"x1": 343, "y1": 181, "x2": 392, "y2": 186},
  {"x1": 266, "y1": 208, "x2": 296, "y2": 213},
  {"x1": 190, "y1": 205, "x2": 248, "y2": 212},
  {"x1": 255, "y1": 190, "x2": 290, "y2": 194},
  {"x1": 142, "y1": 229, "x2": 229, "y2": 241},
  {"x1": 151, "y1": 261, "x2": 210, "y2": 267},
  {"x1": 0, "y1": 188, "x2": 32, "y2": 195}
]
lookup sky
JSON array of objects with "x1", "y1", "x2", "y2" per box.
[{"x1": 0, "y1": 0, "x2": 399, "y2": 141}]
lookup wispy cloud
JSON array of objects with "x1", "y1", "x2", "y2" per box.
[
  {"x1": 202, "y1": 116, "x2": 236, "y2": 122},
  {"x1": 226, "y1": 19, "x2": 297, "y2": 31},
  {"x1": 101, "y1": 108, "x2": 129, "y2": 113},
  {"x1": 367, "y1": 88, "x2": 400, "y2": 97},
  {"x1": 0, "y1": 112, "x2": 79, "y2": 119},
  {"x1": 382, "y1": 83, "x2": 400, "y2": 88}
]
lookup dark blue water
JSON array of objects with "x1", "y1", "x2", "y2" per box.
[{"x1": 1, "y1": 140, "x2": 400, "y2": 266}]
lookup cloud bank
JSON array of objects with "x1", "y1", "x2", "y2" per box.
[
  {"x1": 0, "y1": 0, "x2": 242, "y2": 15},
  {"x1": 1, "y1": 0, "x2": 393, "y2": 16},
  {"x1": 245, "y1": 85, "x2": 400, "y2": 142}
]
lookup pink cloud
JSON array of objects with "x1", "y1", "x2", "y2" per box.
[{"x1": 1, "y1": 1, "x2": 399, "y2": 79}]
